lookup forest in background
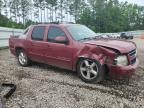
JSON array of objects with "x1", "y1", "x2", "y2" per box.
[{"x1": 0, "y1": 0, "x2": 144, "y2": 32}]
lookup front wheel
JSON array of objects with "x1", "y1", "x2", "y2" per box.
[
  {"x1": 77, "y1": 58, "x2": 105, "y2": 83},
  {"x1": 17, "y1": 50, "x2": 30, "y2": 67}
]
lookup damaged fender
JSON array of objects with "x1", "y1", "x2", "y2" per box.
[
  {"x1": 73, "y1": 45, "x2": 118, "y2": 71},
  {"x1": 73, "y1": 45, "x2": 106, "y2": 71}
]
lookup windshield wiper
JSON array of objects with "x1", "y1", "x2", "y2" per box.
[
  {"x1": 93, "y1": 35, "x2": 110, "y2": 39},
  {"x1": 78, "y1": 35, "x2": 107, "y2": 41},
  {"x1": 93, "y1": 35, "x2": 103, "y2": 39},
  {"x1": 78, "y1": 37, "x2": 93, "y2": 41}
]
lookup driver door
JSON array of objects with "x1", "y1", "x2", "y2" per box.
[{"x1": 45, "y1": 26, "x2": 73, "y2": 70}]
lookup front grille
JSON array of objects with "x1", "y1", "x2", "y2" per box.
[
  {"x1": 128, "y1": 49, "x2": 137, "y2": 65},
  {"x1": 129, "y1": 49, "x2": 136, "y2": 56}
]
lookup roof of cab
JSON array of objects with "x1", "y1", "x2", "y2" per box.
[{"x1": 34, "y1": 22, "x2": 78, "y2": 27}]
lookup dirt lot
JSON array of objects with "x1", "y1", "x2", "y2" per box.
[{"x1": 0, "y1": 39, "x2": 144, "y2": 108}]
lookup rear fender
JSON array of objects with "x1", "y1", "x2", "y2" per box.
[{"x1": 14, "y1": 41, "x2": 27, "y2": 56}]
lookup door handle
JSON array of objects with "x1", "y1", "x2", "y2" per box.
[
  {"x1": 31, "y1": 43, "x2": 35, "y2": 46},
  {"x1": 47, "y1": 45, "x2": 50, "y2": 47}
]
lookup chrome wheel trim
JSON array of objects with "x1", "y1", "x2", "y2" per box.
[
  {"x1": 80, "y1": 59, "x2": 98, "y2": 80},
  {"x1": 18, "y1": 52, "x2": 27, "y2": 65}
]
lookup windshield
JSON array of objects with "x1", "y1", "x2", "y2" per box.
[{"x1": 66, "y1": 25, "x2": 98, "y2": 41}]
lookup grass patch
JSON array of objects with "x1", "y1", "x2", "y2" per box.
[{"x1": 0, "y1": 46, "x2": 9, "y2": 50}]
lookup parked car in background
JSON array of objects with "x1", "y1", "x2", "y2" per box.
[
  {"x1": 96, "y1": 34, "x2": 112, "y2": 38},
  {"x1": 110, "y1": 33, "x2": 120, "y2": 38},
  {"x1": 120, "y1": 32, "x2": 134, "y2": 39},
  {"x1": 140, "y1": 34, "x2": 144, "y2": 39},
  {"x1": 9, "y1": 23, "x2": 139, "y2": 83}
]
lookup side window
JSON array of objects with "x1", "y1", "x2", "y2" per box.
[
  {"x1": 32, "y1": 26, "x2": 45, "y2": 41},
  {"x1": 48, "y1": 27, "x2": 66, "y2": 42}
]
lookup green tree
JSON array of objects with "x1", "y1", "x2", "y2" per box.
[
  {"x1": 20, "y1": 0, "x2": 31, "y2": 24},
  {"x1": 0, "y1": 0, "x2": 3, "y2": 14},
  {"x1": 78, "y1": 0, "x2": 144, "y2": 32},
  {"x1": 34, "y1": 0, "x2": 44, "y2": 22},
  {"x1": 69, "y1": 0, "x2": 85, "y2": 22},
  {"x1": 10, "y1": 0, "x2": 21, "y2": 22},
  {"x1": 45, "y1": 0, "x2": 57, "y2": 22}
]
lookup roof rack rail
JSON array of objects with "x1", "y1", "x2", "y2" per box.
[
  {"x1": 37, "y1": 22, "x2": 59, "y2": 24},
  {"x1": 37, "y1": 21, "x2": 75, "y2": 25},
  {"x1": 60, "y1": 21, "x2": 75, "y2": 24}
]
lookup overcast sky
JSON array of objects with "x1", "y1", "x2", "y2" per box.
[{"x1": 119, "y1": 0, "x2": 144, "y2": 6}]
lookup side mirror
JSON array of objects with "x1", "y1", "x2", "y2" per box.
[{"x1": 55, "y1": 36, "x2": 68, "y2": 44}]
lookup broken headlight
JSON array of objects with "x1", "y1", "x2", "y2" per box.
[{"x1": 114, "y1": 55, "x2": 128, "y2": 66}]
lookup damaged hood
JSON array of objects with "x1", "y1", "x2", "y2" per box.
[{"x1": 84, "y1": 39, "x2": 136, "y2": 53}]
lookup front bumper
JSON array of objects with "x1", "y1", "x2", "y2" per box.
[{"x1": 108, "y1": 58, "x2": 139, "y2": 79}]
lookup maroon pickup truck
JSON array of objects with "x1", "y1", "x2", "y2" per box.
[{"x1": 9, "y1": 24, "x2": 139, "y2": 83}]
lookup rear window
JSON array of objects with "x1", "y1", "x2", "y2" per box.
[{"x1": 32, "y1": 26, "x2": 45, "y2": 41}]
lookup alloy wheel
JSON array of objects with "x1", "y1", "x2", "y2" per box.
[
  {"x1": 18, "y1": 52, "x2": 27, "y2": 65},
  {"x1": 80, "y1": 59, "x2": 98, "y2": 80}
]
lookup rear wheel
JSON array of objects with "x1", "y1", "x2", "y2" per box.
[
  {"x1": 77, "y1": 58, "x2": 105, "y2": 83},
  {"x1": 17, "y1": 50, "x2": 30, "y2": 66}
]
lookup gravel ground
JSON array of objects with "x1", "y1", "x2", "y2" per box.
[{"x1": 0, "y1": 39, "x2": 144, "y2": 108}]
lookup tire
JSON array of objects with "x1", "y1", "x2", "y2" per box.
[
  {"x1": 17, "y1": 49, "x2": 30, "y2": 67},
  {"x1": 77, "y1": 58, "x2": 105, "y2": 83}
]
